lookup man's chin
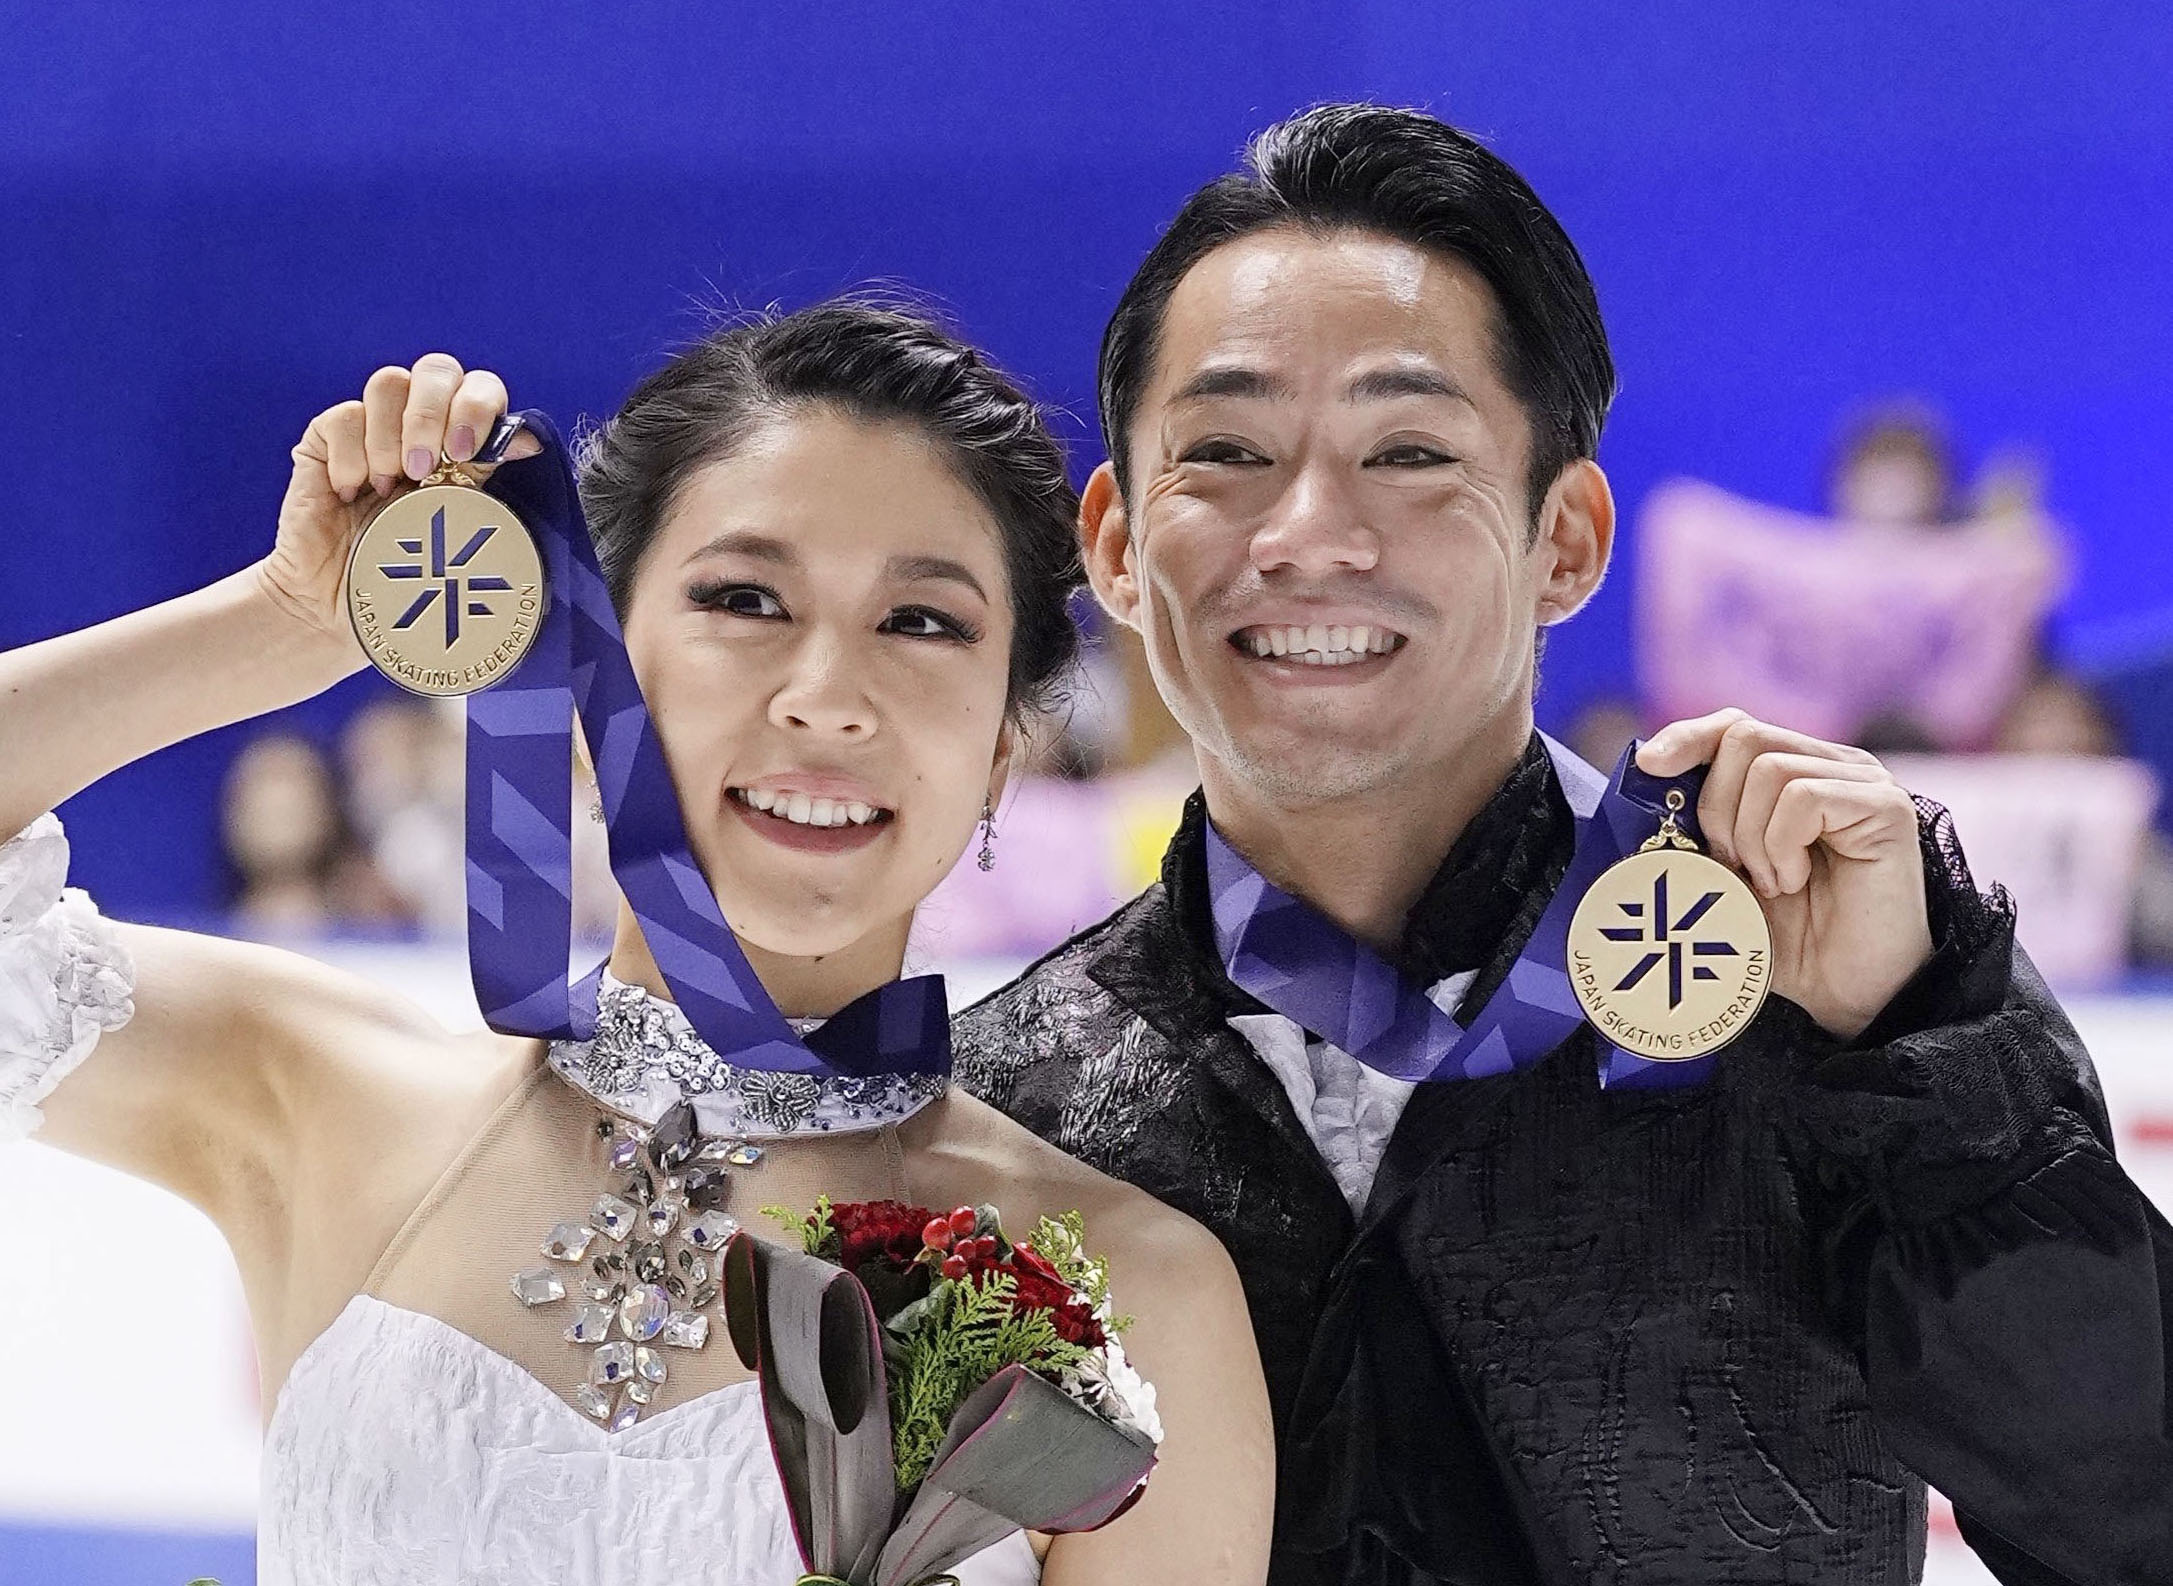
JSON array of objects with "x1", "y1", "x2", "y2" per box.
[{"x1": 1218, "y1": 733, "x2": 1413, "y2": 807}]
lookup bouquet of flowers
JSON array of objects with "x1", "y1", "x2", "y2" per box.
[{"x1": 723, "y1": 1198, "x2": 1162, "y2": 1586}]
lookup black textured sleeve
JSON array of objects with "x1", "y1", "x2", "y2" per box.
[{"x1": 1781, "y1": 800, "x2": 2173, "y2": 1584}]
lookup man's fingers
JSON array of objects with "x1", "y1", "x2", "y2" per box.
[
  {"x1": 1633, "y1": 708, "x2": 1749, "y2": 777},
  {"x1": 361, "y1": 365, "x2": 410, "y2": 496},
  {"x1": 1765, "y1": 776, "x2": 1918, "y2": 894},
  {"x1": 1648, "y1": 712, "x2": 1881, "y2": 872},
  {"x1": 1732, "y1": 752, "x2": 1888, "y2": 895}
]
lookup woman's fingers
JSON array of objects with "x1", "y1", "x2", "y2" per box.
[
  {"x1": 445, "y1": 368, "x2": 507, "y2": 463},
  {"x1": 361, "y1": 365, "x2": 410, "y2": 496},
  {"x1": 316, "y1": 401, "x2": 370, "y2": 505},
  {"x1": 400, "y1": 352, "x2": 467, "y2": 480},
  {"x1": 360, "y1": 356, "x2": 535, "y2": 487}
]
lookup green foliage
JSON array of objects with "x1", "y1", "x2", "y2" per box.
[
  {"x1": 886, "y1": 1269, "x2": 1091, "y2": 1491},
  {"x1": 1024, "y1": 1211, "x2": 1132, "y2": 1334},
  {"x1": 762, "y1": 1194, "x2": 839, "y2": 1260}
]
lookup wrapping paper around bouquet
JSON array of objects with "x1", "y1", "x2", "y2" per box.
[{"x1": 725, "y1": 1233, "x2": 1158, "y2": 1586}]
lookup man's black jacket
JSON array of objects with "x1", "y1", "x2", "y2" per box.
[{"x1": 953, "y1": 737, "x2": 2173, "y2": 1584}]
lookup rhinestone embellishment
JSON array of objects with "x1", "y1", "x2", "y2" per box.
[{"x1": 510, "y1": 1097, "x2": 757, "y2": 1430}]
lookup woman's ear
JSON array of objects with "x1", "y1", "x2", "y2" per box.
[
  {"x1": 1533, "y1": 457, "x2": 1616, "y2": 626},
  {"x1": 1079, "y1": 462, "x2": 1144, "y2": 632},
  {"x1": 988, "y1": 717, "x2": 1018, "y2": 809}
]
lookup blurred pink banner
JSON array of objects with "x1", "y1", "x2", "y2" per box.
[
  {"x1": 1637, "y1": 481, "x2": 2066, "y2": 747},
  {"x1": 1888, "y1": 754, "x2": 2158, "y2": 988}
]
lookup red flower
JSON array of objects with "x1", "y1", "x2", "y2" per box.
[
  {"x1": 829, "y1": 1199, "x2": 936, "y2": 1274},
  {"x1": 1007, "y1": 1266, "x2": 1108, "y2": 1348}
]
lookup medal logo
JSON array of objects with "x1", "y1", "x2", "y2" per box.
[
  {"x1": 1567, "y1": 792, "x2": 1771, "y2": 1061},
  {"x1": 346, "y1": 471, "x2": 545, "y2": 697}
]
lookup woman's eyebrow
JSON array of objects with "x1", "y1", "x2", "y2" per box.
[
  {"x1": 888, "y1": 553, "x2": 988, "y2": 602},
  {"x1": 680, "y1": 530, "x2": 798, "y2": 569}
]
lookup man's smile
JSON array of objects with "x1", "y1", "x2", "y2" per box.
[{"x1": 1228, "y1": 621, "x2": 1408, "y2": 667}]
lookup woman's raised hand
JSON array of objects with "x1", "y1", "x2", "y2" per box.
[{"x1": 260, "y1": 353, "x2": 545, "y2": 647}]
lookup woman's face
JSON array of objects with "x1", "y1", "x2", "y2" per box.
[{"x1": 618, "y1": 407, "x2": 1016, "y2": 961}]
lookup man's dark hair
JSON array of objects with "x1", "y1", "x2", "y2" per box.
[
  {"x1": 1098, "y1": 103, "x2": 1618, "y2": 519},
  {"x1": 579, "y1": 297, "x2": 1083, "y2": 721}
]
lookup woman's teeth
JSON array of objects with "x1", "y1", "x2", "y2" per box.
[
  {"x1": 732, "y1": 789, "x2": 885, "y2": 828},
  {"x1": 1237, "y1": 624, "x2": 1403, "y2": 664}
]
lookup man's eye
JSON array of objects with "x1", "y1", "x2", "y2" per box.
[
  {"x1": 1366, "y1": 444, "x2": 1457, "y2": 468},
  {"x1": 882, "y1": 606, "x2": 980, "y2": 643},
  {"x1": 1179, "y1": 439, "x2": 1270, "y2": 466},
  {"x1": 688, "y1": 581, "x2": 785, "y2": 619}
]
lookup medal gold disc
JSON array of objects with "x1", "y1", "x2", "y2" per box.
[
  {"x1": 345, "y1": 483, "x2": 546, "y2": 697},
  {"x1": 1567, "y1": 846, "x2": 1772, "y2": 1061}
]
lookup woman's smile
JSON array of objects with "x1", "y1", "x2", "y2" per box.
[{"x1": 726, "y1": 777, "x2": 896, "y2": 856}]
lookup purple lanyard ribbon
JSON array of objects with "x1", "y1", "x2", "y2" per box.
[
  {"x1": 461, "y1": 413, "x2": 950, "y2": 1080},
  {"x1": 1205, "y1": 739, "x2": 1716, "y2": 1092}
]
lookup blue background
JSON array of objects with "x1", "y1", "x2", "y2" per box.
[{"x1": 4, "y1": 1, "x2": 2172, "y2": 919}]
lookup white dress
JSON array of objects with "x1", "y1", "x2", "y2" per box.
[{"x1": 0, "y1": 814, "x2": 1040, "y2": 1586}]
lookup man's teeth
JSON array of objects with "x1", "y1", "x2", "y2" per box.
[
  {"x1": 1239, "y1": 624, "x2": 1403, "y2": 664},
  {"x1": 734, "y1": 789, "x2": 884, "y2": 828}
]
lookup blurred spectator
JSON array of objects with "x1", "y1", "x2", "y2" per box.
[
  {"x1": 221, "y1": 732, "x2": 411, "y2": 933},
  {"x1": 1856, "y1": 710, "x2": 1941, "y2": 757},
  {"x1": 1992, "y1": 672, "x2": 2122, "y2": 758},
  {"x1": 341, "y1": 697, "x2": 467, "y2": 933},
  {"x1": 1986, "y1": 674, "x2": 2173, "y2": 970},
  {"x1": 1827, "y1": 403, "x2": 1955, "y2": 528}
]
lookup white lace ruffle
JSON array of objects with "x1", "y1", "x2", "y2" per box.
[{"x1": 0, "y1": 814, "x2": 136, "y2": 1143}]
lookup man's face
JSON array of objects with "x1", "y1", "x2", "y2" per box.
[{"x1": 1097, "y1": 226, "x2": 1607, "y2": 808}]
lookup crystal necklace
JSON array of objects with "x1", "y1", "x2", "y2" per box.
[{"x1": 507, "y1": 972, "x2": 945, "y2": 1431}]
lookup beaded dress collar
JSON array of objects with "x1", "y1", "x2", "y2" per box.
[{"x1": 545, "y1": 970, "x2": 949, "y2": 1137}]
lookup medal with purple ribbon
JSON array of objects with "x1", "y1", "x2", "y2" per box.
[{"x1": 1206, "y1": 740, "x2": 1764, "y2": 1092}]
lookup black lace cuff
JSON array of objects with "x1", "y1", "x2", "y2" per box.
[{"x1": 1850, "y1": 795, "x2": 2018, "y2": 1048}]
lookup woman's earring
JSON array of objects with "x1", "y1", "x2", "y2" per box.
[
  {"x1": 589, "y1": 796, "x2": 606, "y2": 826},
  {"x1": 977, "y1": 796, "x2": 997, "y2": 872}
]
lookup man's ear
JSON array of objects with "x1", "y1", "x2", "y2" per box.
[
  {"x1": 1079, "y1": 461, "x2": 1143, "y2": 632},
  {"x1": 1533, "y1": 457, "x2": 1615, "y2": 626}
]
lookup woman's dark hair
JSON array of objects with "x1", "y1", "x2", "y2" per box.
[
  {"x1": 1098, "y1": 103, "x2": 1618, "y2": 525},
  {"x1": 578, "y1": 298, "x2": 1083, "y2": 719}
]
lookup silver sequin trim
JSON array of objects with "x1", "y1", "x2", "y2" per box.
[{"x1": 547, "y1": 973, "x2": 946, "y2": 1137}]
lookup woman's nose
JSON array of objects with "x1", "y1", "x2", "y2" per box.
[{"x1": 767, "y1": 633, "x2": 878, "y2": 738}]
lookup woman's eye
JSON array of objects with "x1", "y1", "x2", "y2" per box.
[
  {"x1": 882, "y1": 605, "x2": 979, "y2": 643},
  {"x1": 1367, "y1": 443, "x2": 1457, "y2": 469},
  {"x1": 1179, "y1": 438, "x2": 1270, "y2": 467},
  {"x1": 688, "y1": 581, "x2": 785, "y2": 619}
]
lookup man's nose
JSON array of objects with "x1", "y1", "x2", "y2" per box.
[
  {"x1": 767, "y1": 630, "x2": 878, "y2": 739},
  {"x1": 1248, "y1": 462, "x2": 1379, "y2": 577}
]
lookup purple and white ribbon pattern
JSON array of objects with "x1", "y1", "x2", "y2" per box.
[
  {"x1": 1205, "y1": 741, "x2": 1719, "y2": 1092},
  {"x1": 461, "y1": 413, "x2": 950, "y2": 1079}
]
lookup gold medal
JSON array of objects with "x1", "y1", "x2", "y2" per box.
[
  {"x1": 1567, "y1": 790, "x2": 1771, "y2": 1061},
  {"x1": 345, "y1": 456, "x2": 545, "y2": 697}
]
